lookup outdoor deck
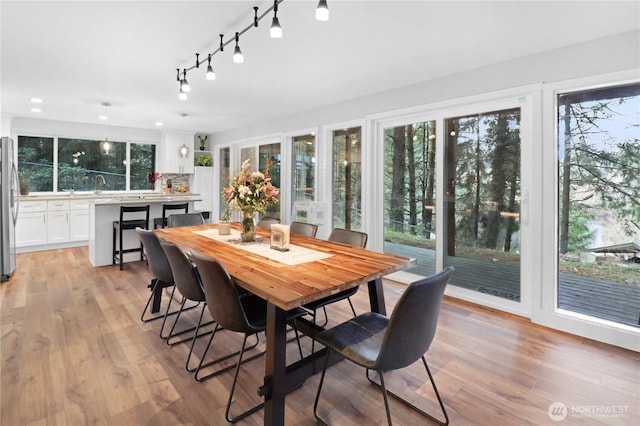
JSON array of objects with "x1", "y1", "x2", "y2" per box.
[{"x1": 384, "y1": 242, "x2": 640, "y2": 327}]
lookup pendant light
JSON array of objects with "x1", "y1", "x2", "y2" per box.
[
  {"x1": 101, "y1": 102, "x2": 111, "y2": 154},
  {"x1": 180, "y1": 69, "x2": 191, "y2": 92}
]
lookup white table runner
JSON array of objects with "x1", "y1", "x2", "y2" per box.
[{"x1": 193, "y1": 229, "x2": 333, "y2": 266}]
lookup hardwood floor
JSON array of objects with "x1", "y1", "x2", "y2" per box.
[{"x1": 2, "y1": 247, "x2": 638, "y2": 425}]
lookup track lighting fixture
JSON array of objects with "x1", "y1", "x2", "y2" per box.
[
  {"x1": 233, "y1": 32, "x2": 244, "y2": 64},
  {"x1": 316, "y1": 0, "x2": 329, "y2": 21},
  {"x1": 206, "y1": 54, "x2": 216, "y2": 80},
  {"x1": 270, "y1": 1, "x2": 282, "y2": 38},
  {"x1": 175, "y1": 1, "x2": 328, "y2": 99}
]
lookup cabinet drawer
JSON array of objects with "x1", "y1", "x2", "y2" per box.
[
  {"x1": 20, "y1": 201, "x2": 47, "y2": 212},
  {"x1": 70, "y1": 200, "x2": 92, "y2": 210},
  {"x1": 47, "y1": 200, "x2": 70, "y2": 211}
]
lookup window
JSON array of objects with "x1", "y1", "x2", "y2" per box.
[
  {"x1": 259, "y1": 143, "x2": 281, "y2": 219},
  {"x1": 18, "y1": 135, "x2": 156, "y2": 193},
  {"x1": 332, "y1": 127, "x2": 362, "y2": 230},
  {"x1": 17, "y1": 136, "x2": 54, "y2": 192},
  {"x1": 292, "y1": 134, "x2": 315, "y2": 202},
  {"x1": 557, "y1": 82, "x2": 640, "y2": 327},
  {"x1": 219, "y1": 147, "x2": 231, "y2": 218}
]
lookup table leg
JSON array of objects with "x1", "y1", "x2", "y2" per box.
[
  {"x1": 367, "y1": 278, "x2": 386, "y2": 315},
  {"x1": 263, "y1": 303, "x2": 287, "y2": 426}
]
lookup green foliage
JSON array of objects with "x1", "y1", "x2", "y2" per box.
[
  {"x1": 196, "y1": 154, "x2": 212, "y2": 167},
  {"x1": 567, "y1": 209, "x2": 596, "y2": 253}
]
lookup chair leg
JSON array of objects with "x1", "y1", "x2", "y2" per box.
[
  {"x1": 365, "y1": 356, "x2": 449, "y2": 426},
  {"x1": 166, "y1": 301, "x2": 214, "y2": 347},
  {"x1": 313, "y1": 347, "x2": 332, "y2": 426},
  {"x1": 112, "y1": 226, "x2": 117, "y2": 266},
  {"x1": 195, "y1": 329, "x2": 262, "y2": 382},
  {"x1": 225, "y1": 334, "x2": 265, "y2": 423},
  {"x1": 347, "y1": 297, "x2": 357, "y2": 317},
  {"x1": 119, "y1": 227, "x2": 124, "y2": 270},
  {"x1": 185, "y1": 303, "x2": 215, "y2": 372}
]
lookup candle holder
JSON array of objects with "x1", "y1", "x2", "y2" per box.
[{"x1": 270, "y1": 224, "x2": 290, "y2": 252}]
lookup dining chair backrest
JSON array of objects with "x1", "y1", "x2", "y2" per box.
[
  {"x1": 290, "y1": 222, "x2": 318, "y2": 238},
  {"x1": 328, "y1": 228, "x2": 368, "y2": 248},
  {"x1": 191, "y1": 250, "x2": 251, "y2": 334},
  {"x1": 168, "y1": 212, "x2": 205, "y2": 228},
  {"x1": 376, "y1": 266, "x2": 454, "y2": 371},
  {"x1": 159, "y1": 240, "x2": 206, "y2": 302},
  {"x1": 135, "y1": 228, "x2": 173, "y2": 284},
  {"x1": 257, "y1": 216, "x2": 280, "y2": 227}
]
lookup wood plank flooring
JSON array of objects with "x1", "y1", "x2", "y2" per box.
[{"x1": 1, "y1": 247, "x2": 638, "y2": 425}]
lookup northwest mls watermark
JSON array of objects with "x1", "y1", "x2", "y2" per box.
[{"x1": 548, "y1": 402, "x2": 629, "y2": 421}]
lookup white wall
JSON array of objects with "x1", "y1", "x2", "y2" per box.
[
  {"x1": 211, "y1": 30, "x2": 639, "y2": 143},
  {"x1": 11, "y1": 117, "x2": 161, "y2": 143}
]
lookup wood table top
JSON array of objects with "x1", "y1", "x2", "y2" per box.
[{"x1": 155, "y1": 223, "x2": 416, "y2": 311}]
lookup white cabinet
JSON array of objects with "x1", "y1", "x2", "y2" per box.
[
  {"x1": 69, "y1": 200, "x2": 91, "y2": 241},
  {"x1": 16, "y1": 198, "x2": 92, "y2": 249},
  {"x1": 16, "y1": 201, "x2": 47, "y2": 247},
  {"x1": 47, "y1": 200, "x2": 70, "y2": 243},
  {"x1": 160, "y1": 131, "x2": 194, "y2": 174},
  {"x1": 192, "y1": 166, "x2": 214, "y2": 213}
]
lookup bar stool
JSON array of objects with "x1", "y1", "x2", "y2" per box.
[
  {"x1": 153, "y1": 202, "x2": 189, "y2": 229},
  {"x1": 113, "y1": 205, "x2": 150, "y2": 270}
]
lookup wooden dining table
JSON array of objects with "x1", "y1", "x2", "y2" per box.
[{"x1": 155, "y1": 223, "x2": 416, "y2": 426}]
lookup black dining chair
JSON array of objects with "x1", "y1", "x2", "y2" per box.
[
  {"x1": 191, "y1": 250, "x2": 306, "y2": 423},
  {"x1": 167, "y1": 212, "x2": 205, "y2": 228},
  {"x1": 303, "y1": 228, "x2": 368, "y2": 327},
  {"x1": 256, "y1": 216, "x2": 280, "y2": 227},
  {"x1": 153, "y1": 202, "x2": 189, "y2": 229},
  {"x1": 159, "y1": 240, "x2": 215, "y2": 372},
  {"x1": 313, "y1": 266, "x2": 455, "y2": 426},
  {"x1": 290, "y1": 221, "x2": 318, "y2": 238},
  {"x1": 135, "y1": 228, "x2": 194, "y2": 328}
]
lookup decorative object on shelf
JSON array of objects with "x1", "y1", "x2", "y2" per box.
[
  {"x1": 195, "y1": 154, "x2": 212, "y2": 167},
  {"x1": 222, "y1": 159, "x2": 279, "y2": 242},
  {"x1": 270, "y1": 224, "x2": 290, "y2": 251},
  {"x1": 174, "y1": 0, "x2": 329, "y2": 100},
  {"x1": 198, "y1": 135, "x2": 208, "y2": 151}
]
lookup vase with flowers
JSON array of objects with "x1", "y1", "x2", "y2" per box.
[
  {"x1": 148, "y1": 172, "x2": 162, "y2": 191},
  {"x1": 222, "y1": 159, "x2": 279, "y2": 242}
]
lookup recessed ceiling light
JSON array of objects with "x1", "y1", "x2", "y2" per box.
[
  {"x1": 30, "y1": 107, "x2": 42, "y2": 113},
  {"x1": 98, "y1": 115, "x2": 108, "y2": 120},
  {"x1": 30, "y1": 98, "x2": 43, "y2": 103},
  {"x1": 155, "y1": 122, "x2": 163, "y2": 126}
]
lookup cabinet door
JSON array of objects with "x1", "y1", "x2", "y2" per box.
[
  {"x1": 69, "y1": 209, "x2": 90, "y2": 241},
  {"x1": 47, "y1": 211, "x2": 69, "y2": 243},
  {"x1": 161, "y1": 131, "x2": 194, "y2": 174},
  {"x1": 16, "y1": 212, "x2": 47, "y2": 247}
]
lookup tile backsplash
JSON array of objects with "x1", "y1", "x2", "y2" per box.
[{"x1": 160, "y1": 173, "x2": 190, "y2": 192}]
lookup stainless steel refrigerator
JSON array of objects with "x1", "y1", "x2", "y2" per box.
[{"x1": 1, "y1": 137, "x2": 19, "y2": 281}]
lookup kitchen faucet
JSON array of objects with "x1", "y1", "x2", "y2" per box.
[{"x1": 94, "y1": 175, "x2": 106, "y2": 194}]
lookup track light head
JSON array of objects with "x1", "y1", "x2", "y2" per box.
[
  {"x1": 178, "y1": 85, "x2": 187, "y2": 100},
  {"x1": 219, "y1": 34, "x2": 224, "y2": 52},
  {"x1": 316, "y1": 0, "x2": 329, "y2": 21},
  {"x1": 206, "y1": 55, "x2": 216, "y2": 80},
  {"x1": 270, "y1": 1, "x2": 282, "y2": 38},
  {"x1": 181, "y1": 69, "x2": 191, "y2": 92},
  {"x1": 233, "y1": 32, "x2": 244, "y2": 63}
]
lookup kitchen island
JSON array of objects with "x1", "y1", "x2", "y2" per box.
[{"x1": 89, "y1": 194, "x2": 202, "y2": 267}]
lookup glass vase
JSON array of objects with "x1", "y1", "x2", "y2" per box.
[{"x1": 241, "y1": 211, "x2": 256, "y2": 242}]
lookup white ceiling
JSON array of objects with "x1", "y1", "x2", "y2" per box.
[{"x1": 2, "y1": 1, "x2": 639, "y2": 135}]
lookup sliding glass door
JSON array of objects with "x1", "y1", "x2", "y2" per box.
[
  {"x1": 383, "y1": 121, "x2": 437, "y2": 277},
  {"x1": 444, "y1": 108, "x2": 522, "y2": 300}
]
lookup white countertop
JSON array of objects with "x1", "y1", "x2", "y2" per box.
[{"x1": 20, "y1": 192, "x2": 201, "y2": 202}]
